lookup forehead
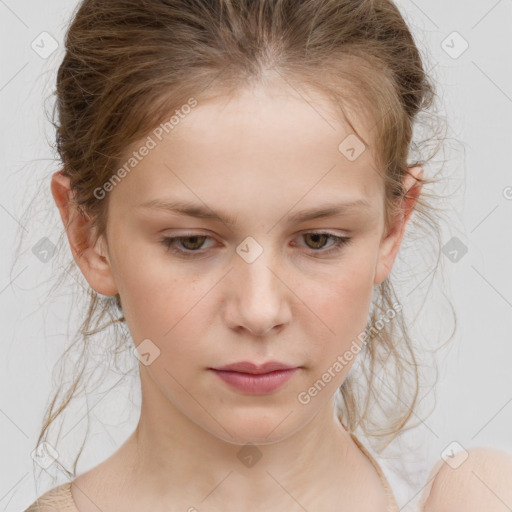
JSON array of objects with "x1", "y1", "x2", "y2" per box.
[{"x1": 112, "y1": 81, "x2": 383, "y2": 215}]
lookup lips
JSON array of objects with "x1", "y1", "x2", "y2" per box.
[{"x1": 211, "y1": 361, "x2": 298, "y2": 374}]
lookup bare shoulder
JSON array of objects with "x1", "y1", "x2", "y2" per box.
[{"x1": 419, "y1": 446, "x2": 512, "y2": 512}]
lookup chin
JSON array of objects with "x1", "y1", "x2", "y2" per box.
[{"x1": 202, "y1": 411, "x2": 304, "y2": 446}]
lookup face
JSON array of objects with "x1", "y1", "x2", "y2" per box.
[{"x1": 55, "y1": 81, "x2": 419, "y2": 446}]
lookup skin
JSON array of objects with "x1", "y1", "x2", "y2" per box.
[{"x1": 51, "y1": 78, "x2": 422, "y2": 511}]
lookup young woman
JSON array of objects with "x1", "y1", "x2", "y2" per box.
[{"x1": 24, "y1": 0, "x2": 512, "y2": 510}]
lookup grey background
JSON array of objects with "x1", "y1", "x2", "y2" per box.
[{"x1": 1, "y1": 0, "x2": 511, "y2": 510}]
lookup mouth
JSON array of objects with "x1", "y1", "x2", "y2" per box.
[
  {"x1": 209, "y1": 361, "x2": 300, "y2": 394},
  {"x1": 209, "y1": 368, "x2": 299, "y2": 394},
  {"x1": 210, "y1": 360, "x2": 299, "y2": 374}
]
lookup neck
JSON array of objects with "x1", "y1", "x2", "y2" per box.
[{"x1": 117, "y1": 374, "x2": 357, "y2": 510}]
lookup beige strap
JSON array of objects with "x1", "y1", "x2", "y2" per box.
[
  {"x1": 24, "y1": 482, "x2": 77, "y2": 512},
  {"x1": 348, "y1": 432, "x2": 401, "y2": 512}
]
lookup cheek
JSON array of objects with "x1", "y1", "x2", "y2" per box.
[
  {"x1": 113, "y1": 265, "x2": 221, "y2": 380},
  {"x1": 301, "y1": 258, "x2": 375, "y2": 339},
  {"x1": 296, "y1": 265, "x2": 375, "y2": 394},
  {"x1": 110, "y1": 244, "x2": 202, "y2": 343}
]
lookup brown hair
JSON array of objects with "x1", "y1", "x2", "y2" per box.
[{"x1": 16, "y1": 0, "x2": 456, "y2": 484}]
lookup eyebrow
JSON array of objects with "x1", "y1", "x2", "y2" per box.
[{"x1": 137, "y1": 198, "x2": 371, "y2": 225}]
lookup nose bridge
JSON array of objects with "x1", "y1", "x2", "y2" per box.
[
  {"x1": 239, "y1": 246, "x2": 279, "y2": 295},
  {"x1": 236, "y1": 236, "x2": 282, "y2": 303},
  {"x1": 225, "y1": 236, "x2": 291, "y2": 336}
]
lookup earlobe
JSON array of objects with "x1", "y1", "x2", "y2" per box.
[
  {"x1": 51, "y1": 170, "x2": 119, "y2": 297},
  {"x1": 373, "y1": 166, "x2": 424, "y2": 286}
]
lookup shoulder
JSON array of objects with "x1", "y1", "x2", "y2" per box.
[
  {"x1": 419, "y1": 446, "x2": 512, "y2": 512},
  {"x1": 23, "y1": 482, "x2": 75, "y2": 512}
]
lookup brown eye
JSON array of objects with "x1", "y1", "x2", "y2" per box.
[
  {"x1": 296, "y1": 232, "x2": 353, "y2": 256},
  {"x1": 303, "y1": 233, "x2": 331, "y2": 250},
  {"x1": 160, "y1": 235, "x2": 210, "y2": 254},
  {"x1": 177, "y1": 235, "x2": 207, "y2": 251}
]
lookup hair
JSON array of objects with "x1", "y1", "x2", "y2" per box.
[{"x1": 14, "y1": 0, "x2": 459, "y2": 488}]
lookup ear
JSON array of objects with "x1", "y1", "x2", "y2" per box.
[
  {"x1": 51, "y1": 170, "x2": 118, "y2": 297},
  {"x1": 373, "y1": 166, "x2": 423, "y2": 286}
]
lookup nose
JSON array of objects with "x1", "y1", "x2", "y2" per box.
[{"x1": 223, "y1": 250, "x2": 292, "y2": 337}]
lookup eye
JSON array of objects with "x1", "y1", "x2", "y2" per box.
[
  {"x1": 159, "y1": 231, "x2": 352, "y2": 258},
  {"x1": 160, "y1": 234, "x2": 212, "y2": 255},
  {"x1": 295, "y1": 232, "x2": 352, "y2": 256}
]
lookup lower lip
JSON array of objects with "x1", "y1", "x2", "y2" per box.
[{"x1": 210, "y1": 368, "x2": 299, "y2": 394}]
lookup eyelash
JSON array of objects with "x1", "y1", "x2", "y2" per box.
[{"x1": 159, "y1": 232, "x2": 352, "y2": 258}]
